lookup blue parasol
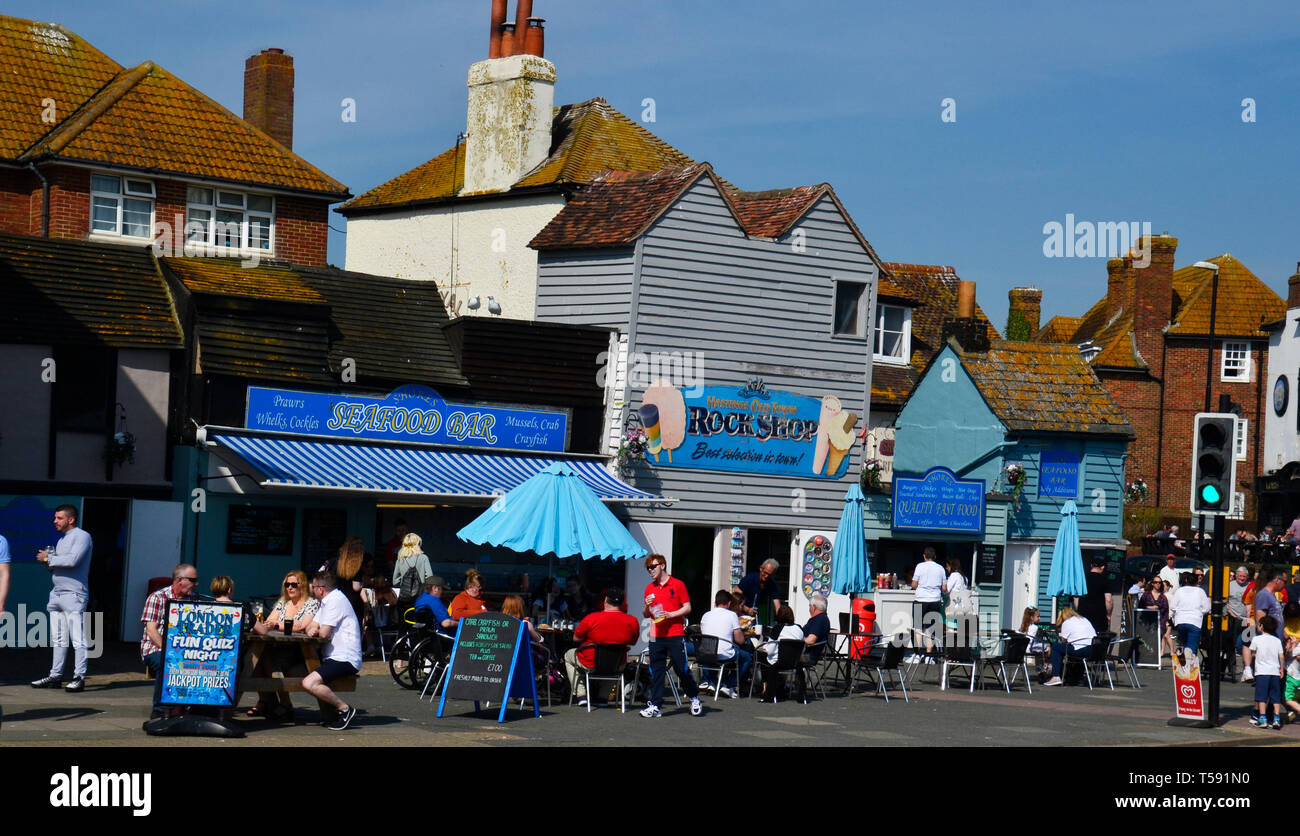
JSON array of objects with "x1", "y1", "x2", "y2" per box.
[
  {"x1": 1046, "y1": 499, "x2": 1087, "y2": 598},
  {"x1": 456, "y1": 461, "x2": 647, "y2": 561},
  {"x1": 831, "y1": 482, "x2": 871, "y2": 594}
]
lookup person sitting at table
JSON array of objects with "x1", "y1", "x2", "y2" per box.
[
  {"x1": 802, "y1": 593, "x2": 831, "y2": 663},
  {"x1": 700, "y1": 590, "x2": 750, "y2": 698},
  {"x1": 1042, "y1": 607, "x2": 1097, "y2": 686},
  {"x1": 1018, "y1": 606, "x2": 1050, "y2": 677},
  {"x1": 758, "y1": 605, "x2": 804, "y2": 700},
  {"x1": 532, "y1": 577, "x2": 564, "y2": 624},
  {"x1": 210, "y1": 575, "x2": 234, "y2": 603},
  {"x1": 449, "y1": 569, "x2": 490, "y2": 621},
  {"x1": 563, "y1": 575, "x2": 592, "y2": 621},
  {"x1": 413, "y1": 576, "x2": 455, "y2": 633},
  {"x1": 248, "y1": 569, "x2": 319, "y2": 721},
  {"x1": 501, "y1": 594, "x2": 543, "y2": 643},
  {"x1": 565, "y1": 588, "x2": 640, "y2": 706}
]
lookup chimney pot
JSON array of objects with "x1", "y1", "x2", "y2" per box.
[
  {"x1": 1289, "y1": 265, "x2": 1300, "y2": 309},
  {"x1": 514, "y1": 0, "x2": 534, "y2": 55},
  {"x1": 1007, "y1": 287, "x2": 1042, "y2": 340},
  {"x1": 489, "y1": 0, "x2": 507, "y2": 58},
  {"x1": 243, "y1": 48, "x2": 294, "y2": 149},
  {"x1": 525, "y1": 17, "x2": 546, "y2": 58},
  {"x1": 956, "y1": 280, "x2": 976, "y2": 319},
  {"x1": 499, "y1": 22, "x2": 517, "y2": 57}
]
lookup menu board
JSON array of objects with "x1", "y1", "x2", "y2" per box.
[
  {"x1": 976, "y1": 544, "x2": 1003, "y2": 585},
  {"x1": 226, "y1": 505, "x2": 295, "y2": 555},
  {"x1": 437, "y1": 613, "x2": 538, "y2": 722},
  {"x1": 159, "y1": 600, "x2": 243, "y2": 707},
  {"x1": 302, "y1": 508, "x2": 348, "y2": 572},
  {"x1": 1132, "y1": 607, "x2": 1162, "y2": 668}
]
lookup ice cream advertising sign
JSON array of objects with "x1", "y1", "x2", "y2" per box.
[{"x1": 634, "y1": 378, "x2": 857, "y2": 478}]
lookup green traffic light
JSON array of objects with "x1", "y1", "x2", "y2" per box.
[{"x1": 1200, "y1": 484, "x2": 1222, "y2": 505}]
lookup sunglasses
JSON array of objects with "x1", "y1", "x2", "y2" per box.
[{"x1": 284, "y1": 581, "x2": 300, "y2": 588}]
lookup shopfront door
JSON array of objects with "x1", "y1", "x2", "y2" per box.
[{"x1": 1004, "y1": 544, "x2": 1038, "y2": 629}]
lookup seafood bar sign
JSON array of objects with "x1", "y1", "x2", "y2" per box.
[
  {"x1": 245, "y1": 385, "x2": 568, "y2": 453},
  {"x1": 635, "y1": 378, "x2": 858, "y2": 478}
]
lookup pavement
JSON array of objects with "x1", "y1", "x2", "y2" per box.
[{"x1": 2, "y1": 643, "x2": 1296, "y2": 748}]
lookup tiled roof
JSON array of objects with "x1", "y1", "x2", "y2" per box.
[
  {"x1": 444, "y1": 317, "x2": 611, "y2": 407},
  {"x1": 3, "y1": 16, "x2": 347, "y2": 196},
  {"x1": 193, "y1": 305, "x2": 333, "y2": 384},
  {"x1": 873, "y1": 262, "x2": 1000, "y2": 408},
  {"x1": 340, "y1": 98, "x2": 696, "y2": 213},
  {"x1": 959, "y1": 341, "x2": 1134, "y2": 436},
  {"x1": 878, "y1": 277, "x2": 919, "y2": 304},
  {"x1": 1168, "y1": 254, "x2": 1285, "y2": 337},
  {"x1": 164, "y1": 257, "x2": 325, "y2": 303},
  {"x1": 1038, "y1": 253, "x2": 1284, "y2": 372},
  {"x1": 0, "y1": 233, "x2": 182, "y2": 348},
  {"x1": 162, "y1": 257, "x2": 468, "y2": 390},
  {"x1": 730, "y1": 185, "x2": 828, "y2": 238}
]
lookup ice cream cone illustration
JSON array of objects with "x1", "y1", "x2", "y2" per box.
[
  {"x1": 642, "y1": 379, "x2": 686, "y2": 464},
  {"x1": 814, "y1": 396, "x2": 841, "y2": 474},
  {"x1": 638, "y1": 403, "x2": 662, "y2": 462},
  {"x1": 826, "y1": 410, "x2": 859, "y2": 475}
]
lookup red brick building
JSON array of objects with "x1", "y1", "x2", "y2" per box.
[
  {"x1": 1036, "y1": 235, "x2": 1285, "y2": 523},
  {"x1": 0, "y1": 16, "x2": 348, "y2": 264}
]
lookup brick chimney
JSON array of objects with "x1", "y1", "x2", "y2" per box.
[
  {"x1": 1007, "y1": 287, "x2": 1042, "y2": 340},
  {"x1": 463, "y1": 3, "x2": 555, "y2": 195},
  {"x1": 1131, "y1": 235, "x2": 1178, "y2": 378},
  {"x1": 244, "y1": 48, "x2": 294, "y2": 149},
  {"x1": 1289, "y1": 262, "x2": 1300, "y2": 309},
  {"x1": 942, "y1": 280, "x2": 991, "y2": 352},
  {"x1": 1105, "y1": 256, "x2": 1132, "y2": 322}
]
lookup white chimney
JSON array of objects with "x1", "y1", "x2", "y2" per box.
[{"x1": 461, "y1": 53, "x2": 556, "y2": 195}]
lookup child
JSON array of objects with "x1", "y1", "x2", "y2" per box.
[
  {"x1": 1285, "y1": 631, "x2": 1300, "y2": 724},
  {"x1": 1250, "y1": 614, "x2": 1285, "y2": 729}
]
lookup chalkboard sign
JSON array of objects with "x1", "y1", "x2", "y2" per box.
[
  {"x1": 437, "y1": 613, "x2": 538, "y2": 723},
  {"x1": 226, "y1": 505, "x2": 295, "y2": 555},
  {"x1": 976, "y1": 544, "x2": 1003, "y2": 585},
  {"x1": 302, "y1": 507, "x2": 348, "y2": 572},
  {"x1": 1132, "y1": 606, "x2": 1162, "y2": 668},
  {"x1": 1104, "y1": 548, "x2": 1125, "y2": 595}
]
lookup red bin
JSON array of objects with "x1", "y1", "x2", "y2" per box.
[{"x1": 850, "y1": 598, "x2": 876, "y2": 659}]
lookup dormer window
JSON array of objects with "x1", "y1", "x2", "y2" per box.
[
  {"x1": 90, "y1": 174, "x2": 155, "y2": 238},
  {"x1": 874, "y1": 304, "x2": 912, "y2": 364},
  {"x1": 833, "y1": 279, "x2": 869, "y2": 338},
  {"x1": 1078, "y1": 341, "x2": 1101, "y2": 363}
]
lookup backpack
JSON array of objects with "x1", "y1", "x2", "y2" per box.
[{"x1": 397, "y1": 562, "x2": 422, "y2": 604}]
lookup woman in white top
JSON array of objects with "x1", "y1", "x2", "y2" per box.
[
  {"x1": 759, "y1": 605, "x2": 804, "y2": 700},
  {"x1": 943, "y1": 557, "x2": 967, "y2": 596}
]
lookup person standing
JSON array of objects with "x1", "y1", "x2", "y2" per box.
[
  {"x1": 31, "y1": 505, "x2": 93, "y2": 692},
  {"x1": 303, "y1": 571, "x2": 363, "y2": 730},
  {"x1": 1075, "y1": 556, "x2": 1114, "y2": 634},
  {"x1": 910, "y1": 547, "x2": 946, "y2": 653},
  {"x1": 1227, "y1": 566, "x2": 1251, "y2": 678},
  {"x1": 1169, "y1": 572, "x2": 1211, "y2": 654},
  {"x1": 0, "y1": 532, "x2": 10, "y2": 613},
  {"x1": 1158, "y1": 554, "x2": 1182, "y2": 592},
  {"x1": 734, "y1": 559, "x2": 782, "y2": 623},
  {"x1": 641, "y1": 554, "x2": 702, "y2": 718}
]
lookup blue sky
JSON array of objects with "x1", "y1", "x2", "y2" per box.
[{"x1": 18, "y1": 0, "x2": 1300, "y2": 327}]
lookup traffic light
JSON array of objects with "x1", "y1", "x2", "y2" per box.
[{"x1": 1190, "y1": 413, "x2": 1238, "y2": 515}]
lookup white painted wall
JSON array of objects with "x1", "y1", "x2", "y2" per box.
[
  {"x1": 1265, "y1": 309, "x2": 1300, "y2": 473},
  {"x1": 344, "y1": 193, "x2": 566, "y2": 321},
  {"x1": 114, "y1": 349, "x2": 171, "y2": 484}
]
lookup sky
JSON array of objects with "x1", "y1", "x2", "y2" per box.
[{"x1": 16, "y1": 0, "x2": 1300, "y2": 329}]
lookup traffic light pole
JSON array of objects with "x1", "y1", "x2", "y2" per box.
[{"x1": 1207, "y1": 514, "x2": 1225, "y2": 725}]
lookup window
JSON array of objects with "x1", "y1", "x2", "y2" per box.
[
  {"x1": 90, "y1": 174, "x2": 154, "y2": 238},
  {"x1": 1221, "y1": 342, "x2": 1250, "y2": 381},
  {"x1": 833, "y1": 280, "x2": 868, "y2": 338},
  {"x1": 186, "y1": 186, "x2": 274, "y2": 253},
  {"x1": 874, "y1": 304, "x2": 912, "y2": 364},
  {"x1": 1235, "y1": 417, "x2": 1247, "y2": 461}
]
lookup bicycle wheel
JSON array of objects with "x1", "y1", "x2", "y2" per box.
[{"x1": 389, "y1": 634, "x2": 416, "y2": 689}]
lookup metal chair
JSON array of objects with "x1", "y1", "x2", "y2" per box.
[
  {"x1": 1104, "y1": 636, "x2": 1141, "y2": 689},
  {"x1": 940, "y1": 641, "x2": 982, "y2": 692},
  {"x1": 852, "y1": 634, "x2": 909, "y2": 702},
  {"x1": 694, "y1": 635, "x2": 743, "y2": 700},
  {"x1": 416, "y1": 632, "x2": 455, "y2": 702},
  {"x1": 1062, "y1": 632, "x2": 1116, "y2": 690},
  {"x1": 982, "y1": 632, "x2": 1032, "y2": 693},
  {"x1": 757, "y1": 639, "x2": 810, "y2": 703},
  {"x1": 572, "y1": 643, "x2": 630, "y2": 712},
  {"x1": 633, "y1": 648, "x2": 683, "y2": 707}
]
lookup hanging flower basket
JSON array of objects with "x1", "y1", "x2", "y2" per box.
[
  {"x1": 861, "y1": 458, "x2": 885, "y2": 493},
  {"x1": 1124, "y1": 477, "x2": 1149, "y2": 504},
  {"x1": 104, "y1": 431, "x2": 136, "y2": 467},
  {"x1": 1000, "y1": 462, "x2": 1027, "y2": 509},
  {"x1": 615, "y1": 426, "x2": 648, "y2": 477}
]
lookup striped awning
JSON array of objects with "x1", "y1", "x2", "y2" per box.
[{"x1": 207, "y1": 433, "x2": 670, "y2": 503}]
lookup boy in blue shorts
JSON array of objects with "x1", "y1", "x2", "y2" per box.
[{"x1": 1249, "y1": 615, "x2": 1284, "y2": 729}]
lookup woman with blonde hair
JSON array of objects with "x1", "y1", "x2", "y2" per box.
[
  {"x1": 392, "y1": 532, "x2": 432, "y2": 613},
  {"x1": 249, "y1": 569, "x2": 318, "y2": 720},
  {"x1": 1044, "y1": 605, "x2": 1097, "y2": 686},
  {"x1": 449, "y1": 569, "x2": 490, "y2": 621}
]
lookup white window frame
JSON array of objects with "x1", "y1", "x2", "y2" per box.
[
  {"x1": 89, "y1": 173, "x2": 155, "y2": 239},
  {"x1": 185, "y1": 184, "x2": 275, "y2": 255},
  {"x1": 873, "y1": 304, "x2": 912, "y2": 365},
  {"x1": 1235, "y1": 417, "x2": 1247, "y2": 461},
  {"x1": 1221, "y1": 342, "x2": 1250, "y2": 382}
]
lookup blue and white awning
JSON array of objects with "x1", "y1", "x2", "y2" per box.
[{"x1": 207, "y1": 432, "x2": 670, "y2": 503}]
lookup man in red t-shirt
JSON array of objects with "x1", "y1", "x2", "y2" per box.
[
  {"x1": 564, "y1": 588, "x2": 640, "y2": 705},
  {"x1": 641, "y1": 554, "x2": 702, "y2": 717}
]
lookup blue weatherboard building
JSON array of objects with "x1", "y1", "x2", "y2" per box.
[{"x1": 865, "y1": 335, "x2": 1134, "y2": 631}]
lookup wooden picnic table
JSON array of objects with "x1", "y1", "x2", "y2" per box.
[{"x1": 235, "y1": 631, "x2": 355, "y2": 712}]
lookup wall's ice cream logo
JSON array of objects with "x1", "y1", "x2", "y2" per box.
[
  {"x1": 813, "y1": 396, "x2": 859, "y2": 476},
  {"x1": 639, "y1": 379, "x2": 687, "y2": 463}
]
